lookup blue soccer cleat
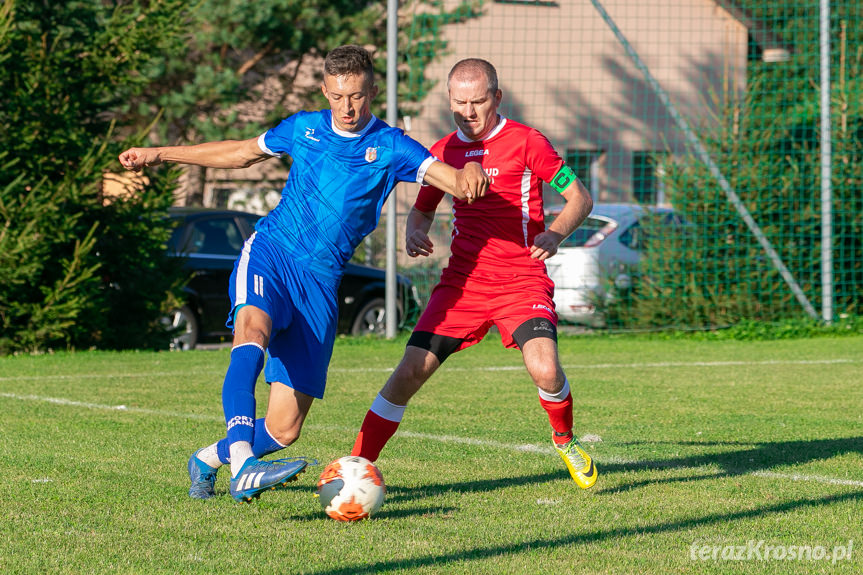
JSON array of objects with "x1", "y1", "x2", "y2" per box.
[
  {"x1": 229, "y1": 457, "x2": 308, "y2": 503},
  {"x1": 188, "y1": 449, "x2": 219, "y2": 500}
]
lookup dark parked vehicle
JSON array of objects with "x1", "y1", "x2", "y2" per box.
[{"x1": 164, "y1": 207, "x2": 421, "y2": 350}]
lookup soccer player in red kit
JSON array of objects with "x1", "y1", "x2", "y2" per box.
[{"x1": 351, "y1": 58, "x2": 597, "y2": 488}]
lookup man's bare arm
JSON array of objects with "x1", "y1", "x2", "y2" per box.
[
  {"x1": 530, "y1": 176, "x2": 593, "y2": 261},
  {"x1": 118, "y1": 137, "x2": 268, "y2": 172},
  {"x1": 404, "y1": 207, "x2": 436, "y2": 258}
]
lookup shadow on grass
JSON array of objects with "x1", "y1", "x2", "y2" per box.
[
  {"x1": 302, "y1": 490, "x2": 863, "y2": 575},
  {"x1": 210, "y1": 437, "x2": 863, "y2": 517},
  {"x1": 275, "y1": 473, "x2": 563, "y2": 521},
  {"x1": 353, "y1": 436, "x2": 863, "y2": 503},
  {"x1": 383, "y1": 470, "x2": 566, "y2": 504},
  {"x1": 281, "y1": 505, "x2": 460, "y2": 522},
  {"x1": 596, "y1": 436, "x2": 863, "y2": 494}
]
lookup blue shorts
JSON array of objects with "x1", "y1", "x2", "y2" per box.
[{"x1": 227, "y1": 232, "x2": 338, "y2": 399}]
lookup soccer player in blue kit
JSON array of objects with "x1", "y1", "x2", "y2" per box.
[{"x1": 119, "y1": 45, "x2": 488, "y2": 503}]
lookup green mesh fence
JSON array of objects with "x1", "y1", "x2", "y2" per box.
[{"x1": 367, "y1": 0, "x2": 861, "y2": 331}]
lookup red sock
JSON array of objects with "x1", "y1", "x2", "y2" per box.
[
  {"x1": 351, "y1": 410, "x2": 401, "y2": 462},
  {"x1": 539, "y1": 392, "x2": 573, "y2": 444}
]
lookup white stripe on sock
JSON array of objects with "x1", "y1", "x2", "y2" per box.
[
  {"x1": 231, "y1": 342, "x2": 264, "y2": 353},
  {"x1": 538, "y1": 379, "x2": 570, "y2": 402},
  {"x1": 370, "y1": 393, "x2": 406, "y2": 422}
]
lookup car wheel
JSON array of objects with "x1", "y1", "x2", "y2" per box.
[
  {"x1": 164, "y1": 305, "x2": 199, "y2": 351},
  {"x1": 350, "y1": 297, "x2": 388, "y2": 336}
]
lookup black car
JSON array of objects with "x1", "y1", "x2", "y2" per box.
[{"x1": 164, "y1": 207, "x2": 421, "y2": 350}]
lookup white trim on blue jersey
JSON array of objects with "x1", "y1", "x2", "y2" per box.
[
  {"x1": 416, "y1": 156, "x2": 437, "y2": 185},
  {"x1": 235, "y1": 232, "x2": 256, "y2": 306},
  {"x1": 257, "y1": 133, "x2": 277, "y2": 156},
  {"x1": 330, "y1": 115, "x2": 379, "y2": 138}
]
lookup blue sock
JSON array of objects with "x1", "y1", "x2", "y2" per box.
[
  {"x1": 217, "y1": 417, "x2": 284, "y2": 464},
  {"x1": 222, "y1": 343, "x2": 265, "y2": 448}
]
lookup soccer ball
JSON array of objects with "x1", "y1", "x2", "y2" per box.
[{"x1": 315, "y1": 456, "x2": 385, "y2": 521}]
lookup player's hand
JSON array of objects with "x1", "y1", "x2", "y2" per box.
[
  {"x1": 118, "y1": 147, "x2": 162, "y2": 172},
  {"x1": 458, "y1": 161, "x2": 489, "y2": 204},
  {"x1": 529, "y1": 230, "x2": 563, "y2": 261},
  {"x1": 406, "y1": 230, "x2": 434, "y2": 258}
]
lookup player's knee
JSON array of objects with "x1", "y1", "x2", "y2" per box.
[
  {"x1": 396, "y1": 361, "x2": 429, "y2": 383},
  {"x1": 394, "y1": 354, "x2": 436, "y2": 388},
  {"x1": 233, "y1": 306, "x2": 271, "y2": 348},
  {"x1": 529, "y1": 363, "x2": 561, "y2": 391},
  {"x1": 381, "y1": 358, "x2": 432, "y2": 404},
  {"x1": 269, "y1": 424, "x2": 301, "y2": 447}
]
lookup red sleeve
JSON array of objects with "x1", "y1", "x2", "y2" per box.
[
  {"x1": 525, "y1": 128, "x2": 565, "y2": 183},
  {"x1": 415, "y1": 181, "x2": 447, "y2": 213}
]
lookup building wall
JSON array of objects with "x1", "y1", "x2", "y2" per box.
[
  {"x1": 406, "y1": 0, "x2": 748, "y2": 205},
  {"x1": 162, "y1": 1, "x2": 750, "y2": 267},
  {"x1": 188, "y1": 1, "x2": 748, "y2": 211}
]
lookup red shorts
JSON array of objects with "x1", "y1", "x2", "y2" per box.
[{"x1": 414, "y1": 268, "x2": 557, "y2": 351}]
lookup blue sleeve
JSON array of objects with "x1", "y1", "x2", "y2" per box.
[
  {"x1": 259, "y1": 113, "x2": 300, "y2": 157},
  {"x1": 392, "y1": 132, "x2": 434, "y2": 183}
]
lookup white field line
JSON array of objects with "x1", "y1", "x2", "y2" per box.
[
  {"x1": 2, "y1": 391, "x2": 861, "y2": 489},
  {"x1": 750, "y1": 471, "x2": 863, "y2": 488},
  {"x1": 333, "y1": 358, "x2": 862, "y2": 372},
  {"x1": 1, "y1": 357, "x2": 858, "y2": 382},
  {"x1": 0, "y1": 371, "x2": 198, "y2": 382},
  {"x1": 0, "y1": 392, "x2": 219, "y2": 421}
]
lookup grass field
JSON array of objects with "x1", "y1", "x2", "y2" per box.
[{"x1": 2, "y1": 334, "x2": 862, "y2": 574}]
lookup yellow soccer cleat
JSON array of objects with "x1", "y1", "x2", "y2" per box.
[{"x1": 554, "y1": 437, "x2": 597, "y2": 489}]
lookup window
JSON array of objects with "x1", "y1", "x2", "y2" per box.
[
  {"x1": 241, "y1": 215, "x2": 262, "y2": 234},
  {"x1": 544, "y1": 214, "x2": 615, "y2": 248},
  {"x1": 632, "y1": 151, "x2": 669, "y2": 205},
  {"x1": 189, "y1": 218, "x2": 245, "y2": 255},
  {"x1": 565, "y1": 149, "x2": 603, "y2": 202},
  {"x1": 617, "y1": 223, "x2": 643, "y2": 250}
]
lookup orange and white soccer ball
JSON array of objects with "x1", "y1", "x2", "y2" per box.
[{"x1": 315, "y1": 456, "x2": 385, "y2": 521}]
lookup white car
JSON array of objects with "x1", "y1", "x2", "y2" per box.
[{"x1": 544, "y1": 203, "x2": 683, "y2": 326}]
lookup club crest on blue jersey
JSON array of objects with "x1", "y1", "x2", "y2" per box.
[{"x1": 365, "y1": 147, "x2": 378, "y2": 162}]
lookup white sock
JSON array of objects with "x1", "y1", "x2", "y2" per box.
[
  {"x1": 229, "y1": 442, "x2": 254, "y2": 477},
  {"x1": 370, "y1": 393, "x2": 407, "y2": 422},
  {"x1": 195, "y1": 442, "x2": 222, "y2": 469},
  {"x1": 538, "y1": 378, "x2": 571, "y2": 402}
]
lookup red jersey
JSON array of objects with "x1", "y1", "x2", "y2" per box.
[{"x1": 416, "y1": 117, "x2": 564, "y2": 275}]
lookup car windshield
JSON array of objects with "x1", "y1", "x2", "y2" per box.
[
  {"x1": 545, "y1": 216, "x2": 613, "y2": 248},
  {"x1": 168, "y1": 217, "x2": 247, "y2": 256}
]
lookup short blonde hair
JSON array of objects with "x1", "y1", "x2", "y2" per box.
[{"x1": 447, "y1": 58, "x2": 498, "y2": 94}]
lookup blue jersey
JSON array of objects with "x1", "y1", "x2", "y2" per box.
[{"x1": 255, "y1": 110, "x2": 435, "y2": 280}]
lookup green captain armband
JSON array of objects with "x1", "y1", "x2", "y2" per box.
[{"x1": 550, "y1": 165, "x2": 576, "y2": 194}]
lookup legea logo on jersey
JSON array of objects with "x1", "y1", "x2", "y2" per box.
[
  {"x1": 305, "y1": 127, "x2": 320, "y2": 142},
  {"x1": 532, "y1": 304, "x2": 554, "y2": 314},
  {"x1": 465, "y1": 149, "x2": 488, "y2": 158},
  {"x1": 365, "y1": 147, "x2": 378, "y2": 162}
]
